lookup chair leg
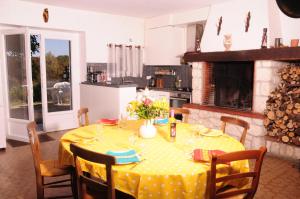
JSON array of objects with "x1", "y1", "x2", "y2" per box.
[
  {"x1": 71, "y1": 168, "x2": 78, "y2": 199},
  {"x1": 36, "y1": 177, "x2": 44, "y2": 199}
]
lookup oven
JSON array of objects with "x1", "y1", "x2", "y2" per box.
[{"x1": 169, "y1": 92, "x2": 191, "y2": 108}]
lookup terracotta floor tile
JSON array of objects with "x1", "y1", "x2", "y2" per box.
[{"x1": 0, "y1": 130, "x2": 299, "y2": 199}]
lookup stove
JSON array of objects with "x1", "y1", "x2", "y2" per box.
[{"x1": 167, "y1": 88, "x2": 192, "y2": 108}]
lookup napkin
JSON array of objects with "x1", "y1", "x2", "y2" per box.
[
  {"x1": 193, "y1": 149, "x2": 226, "y2": 162},
  {"x1": 98, "y1": 118, "x2": 118, "y2": 125},
  {"x1": 154, "y1": 118, "x2": 168, "y2": 125},
  {"x1": 106, "y1": 149, "x2": 140, "y2": 164}
]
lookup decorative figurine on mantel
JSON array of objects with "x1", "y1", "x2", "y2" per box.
[
  {"x1": 261, "y1": 28, "x2": 268, "y2": 48},
  {"x1": 223, "y1": 34, "x2": 232, "y2": 51},
  {"x1": 195, "y1": 39, "x2": 201, "y2": 52}
]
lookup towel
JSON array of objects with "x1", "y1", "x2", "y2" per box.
[
  {"x1": 193, "y1": 149, "x2": 226, "y2": 162},
  {"x1": 106, "y1": 149, "x2": 140, "y2": 164}
]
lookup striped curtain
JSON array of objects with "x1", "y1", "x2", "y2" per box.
[{"x1": 107, "y1": 44, "x2": 143, "y2": 78}]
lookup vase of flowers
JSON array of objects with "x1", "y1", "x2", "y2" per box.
[{"x1": 127, "y1": 90, "x2": 169, "y2": 138}]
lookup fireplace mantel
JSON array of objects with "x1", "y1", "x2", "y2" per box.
[{"x1": 184, "y1": 47, "x2": 300, "y2": 62}]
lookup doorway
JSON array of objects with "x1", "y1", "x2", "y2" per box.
[{"x1": 2, "y1": 28, "x2": 80, "y2": 141}]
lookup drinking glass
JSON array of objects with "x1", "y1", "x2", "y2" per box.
[
  {"x1": 183, "y1": 137, "x2": 195, "y2": 160},
  {"x1": 119, "y1": 113, "x2": 128, "y2": 128},
  {"x1": 128, "y1": 133, "x2": 138, "y2": 146},
  {"x1": 95, "y1": 123, "x2": 103, "y2": 141}
]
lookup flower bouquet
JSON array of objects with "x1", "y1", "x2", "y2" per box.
[{"x1": 127, "y1": 91, "x2": 169, "y2": 138}]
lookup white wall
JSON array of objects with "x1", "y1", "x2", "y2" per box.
[
  {"x1": 200, "y1": 0, "x2": 300, "y2": 52},
  {"x1": 145, "y1": 7, "x2": 210, "y2": 29},
  {"x1": 268, "y1": 0, "x2": 300, "y2": 47},
  {"x1": 201, "y1": 0, "x2": 269, "y2": 52},
  {"x1": 0, "y1": 0, "x2": 144, "y2": 63}
]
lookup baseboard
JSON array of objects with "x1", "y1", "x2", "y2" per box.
[{"x1": 6, "y1": 134, "x2": 29, "y2": 143}]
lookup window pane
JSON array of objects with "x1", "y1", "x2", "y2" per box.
[
  {"x1": 31, "y1": 34, "x2": 43, "y2": 126},
  {"x1": 5, "y1": 34, "x2": 29, "y2": 119},
  {"x1": 45, "y1": 39, "x2": 72, "y2": 112}
]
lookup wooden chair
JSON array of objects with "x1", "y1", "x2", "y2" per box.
[
  {"x1": 210, "y1": 146, "x2": 267, "y2": 199},
  {"x1": 170, "y1": 107, "x2": 190, "y2": 123},
  {"x1": 70, "y1": 143, "x2": 117, "y2": 199},
  {"x1": 27, "y1": 121, "x2": 74, "y2": 199},
  {"x1": 220, "y1": 116, "x2": 250, "y2": 145},
  {"x1": 78, "y1": 107, "x2": 89, "y2": 127}
]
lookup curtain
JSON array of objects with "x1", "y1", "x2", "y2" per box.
[{"x1": 107, "y1": 44, "x2": 143, "y2": 78}]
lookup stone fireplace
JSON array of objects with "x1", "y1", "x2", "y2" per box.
[{"x1": 183, "y1": 48, "x2": 300, "y2": 160}]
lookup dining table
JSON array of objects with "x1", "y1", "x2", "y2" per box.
[{"x1": 59, "y1": 120, "x2": 249, "y2": 199}]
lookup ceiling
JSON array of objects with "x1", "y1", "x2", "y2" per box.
[{"x1": 22, "y1": 0, "x2": 229, "y2": 18}]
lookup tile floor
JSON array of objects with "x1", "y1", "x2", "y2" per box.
[{"x1": 0, "y1": 130, "x2": 299, "y2": 199}]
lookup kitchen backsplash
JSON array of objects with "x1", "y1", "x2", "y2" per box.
[
  {"x1": 86, "y1": 63, "x2": 192, "y2": 89},
  {"x1": 144, "y1": 65, "x2": 192, "y2": 89}
]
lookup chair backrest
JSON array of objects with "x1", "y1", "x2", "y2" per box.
[
  {"x1": 210, "y1": 147, "x2": 267, "y2": 199},
  {"x1": 170, "y1": 108, "x2": 190, "y2": 123},
  {"x1": 27, "y1": 121, "x2": 42, "y2": 180},
  {"x1": 70, "y1": 143, "x2": 116, "y2": 199},
  {"x1": 78, "y1": 108, "x2": 89, "y2": 127},
  {"x1": 220, "y1": 116, "x2": 250, "y2": 145}
]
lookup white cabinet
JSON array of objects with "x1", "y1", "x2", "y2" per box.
[
  {"x1": 80, "y1": 84, "x2": 137, "y2": 123},
  {"x1": 145, "y1": 26, "x2": 186, "y2": 65}
]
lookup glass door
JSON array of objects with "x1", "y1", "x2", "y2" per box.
[
  {"x1": 40, "y1": 31, "x2": 80, "y2": 132},
  {"x1": 2, "y1": 29, "x2": 34, "y2": 141}
]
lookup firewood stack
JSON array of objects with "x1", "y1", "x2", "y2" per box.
[{"x1": 264, "y1": 64, "x2": 300, "y2": 146}]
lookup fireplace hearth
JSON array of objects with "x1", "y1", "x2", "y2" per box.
[{"x1": 203, "y1": 61, "x2": 254, "y2": 111}]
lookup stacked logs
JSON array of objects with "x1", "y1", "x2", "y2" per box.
[{"x1": 264, "y1": 65, "x2": 300, "y2": 146}]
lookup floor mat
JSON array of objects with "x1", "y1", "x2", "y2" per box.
[{"x1": 7, "y1": 134, "x2": 56, "y2": 148}]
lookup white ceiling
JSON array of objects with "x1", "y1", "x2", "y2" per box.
[{"x1": 21, "y1": 0, "x2": 229, "y2": 18}]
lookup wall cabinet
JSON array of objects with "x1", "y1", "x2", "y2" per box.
[{"x1": 145, "y1": 26, "x2": 186, "y2": 65}]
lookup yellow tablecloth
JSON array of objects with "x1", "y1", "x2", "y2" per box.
[{"x1": 59, "y1": 120, "x2": 249, "y2": 199}]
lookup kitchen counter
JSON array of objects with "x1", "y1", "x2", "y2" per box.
[
  {"x1": 81, "y1": 81, "x2": 137, "y2": 88},
  {"x1": 137, "y1": 87, "x2": 192, "y2": 94}
]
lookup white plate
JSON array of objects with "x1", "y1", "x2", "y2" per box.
[{"x1": 199, "y1": 129, "x2": 223, "y2": 137}]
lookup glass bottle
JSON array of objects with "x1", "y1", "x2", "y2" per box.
[{"x1": 170, "y1": 110, "x2": 176, "y2": 142}]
